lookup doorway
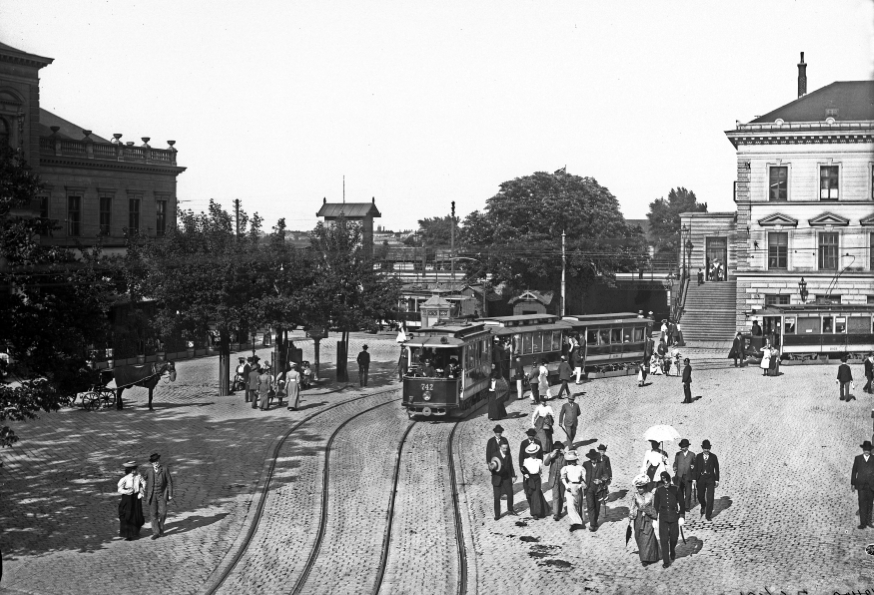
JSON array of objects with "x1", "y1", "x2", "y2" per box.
[{"x1": 705, "y1": 237, "x2": 728, "y2": 281}]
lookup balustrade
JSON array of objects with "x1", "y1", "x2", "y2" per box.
[{"x1": 38, "y1": 136, "x2": 177, "y2": 165}]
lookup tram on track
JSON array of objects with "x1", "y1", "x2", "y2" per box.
[
  {"x1": 562, "y1": 312, "x2": 653, "y2": 372},
  {"x1": 755, "y1": 303, "x2": 874, "y2": 359}
]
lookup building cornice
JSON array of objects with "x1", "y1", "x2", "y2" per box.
[
  {"x1": 0, "y1": 52, "x2": 53, "y2": 69},
  {"x1": 40, "y1": 156, "x2": 186, "y2": 177},
  {"x1": 735, "y1": 270, "x2": 874, "y2": 278},
  {"x1": 725, "y1": 120, "x2": 874, "y2": 148}
]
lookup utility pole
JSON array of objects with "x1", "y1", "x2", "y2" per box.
[
  {"x1": 234, "y1": 199, "x2": 241, "y2": 238},
  {"x1": 450, "y1": 201, "x2": 456, "y2": 289},
  {"x1": 561, "y1": 229, "x2": 567, "y2": 316},
  {"x1": 342, "y1": 175, "x2": 345, "y2": 203}
]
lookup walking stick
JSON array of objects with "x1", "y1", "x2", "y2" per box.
[{"x1": 680, "y1": 525, "x2": 687, "y2": 544}]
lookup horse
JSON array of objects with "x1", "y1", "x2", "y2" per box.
[{"x1": 111, "y1": 361, "x2": 177, "y2": 410}]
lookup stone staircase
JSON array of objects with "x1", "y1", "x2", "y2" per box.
[{"x1": 680, "y1": 281, "x2": 738, "y2": 343}]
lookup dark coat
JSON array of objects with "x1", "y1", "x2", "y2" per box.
[
  {"x1": 356, "y1": 350, "x2": 370, "y2": 367},
  {"x1": 583, "y1": 457, "x2": 610, "y2": 495},
  {"x1": 837, "y1": 363, "x2": 853, "y2": 383},
  {"x1": 653, "y1": 483, "x2": 685, "y2": 522},
  {"x1": 693, "y1": 452, "x2": 720, "y2": 483},
  {"x1": 518, "y1": 437, "x2": 544, "y2": 469},
  {"x1": 558, "y1": 361, "x2": 573, "y2": 381},
  {"x1": 486, "y1": 436, "x2": 509, "y2": 463},
  {"x1": 728, "y1": 336, "x2": 743, "y2": 359},
  {"x1": 682, "y1": 365, "x2": 691, "y2": 384},
  {"x1": 490, "y1": 452, "x2": 515, "y2": 486},
  {"x1": 865, "y1": 358, "x2": 874, "y2": 379},
  {"x1": 852, "y1": 454, "x2": 874, "y2": 490},
  {"x1": 143, "y1": 464, "x2": 174, "y2": 503},
  {"x1": 643, "y1": 338, "x2": 654, "y2": 360},
  {"x1": 543, "y1": 449, "x2": 566, "y2": 489}
]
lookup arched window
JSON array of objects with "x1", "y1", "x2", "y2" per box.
[{"x1": 0, "y1": 117, "x2": 9, "y2": 148}]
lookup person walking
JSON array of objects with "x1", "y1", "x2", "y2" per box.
[
  {"x1": 628, "y1": 474, "x2": 660, "y2": 566},
  {"x1": 487, "y1": 364, "x2": 507, "y2": 420},
  {"x1": 560, "y1": 451, "x2": 585, "y2": 532},
  {"x1": 595, "y1": 444, "x2": 613, "y2": 486},
  {"x1": 248, "y1": 360, "x2": 261, "y2": 409},
  {"x1": 286, "y1": 364, "x2": 302, "y2": 411},
  {"x1": 852, "y1": 440, "x2": 874, "y2": 529},
  {"x1": 489, "y1": 442, "x2": 516, "y2": 520},
  {"x1": 673, "y1": 439, "x2": 696, "y2": 511},
  {"x1": 143, "y1": 453, "x2": 173, "y2": 539},
  {"x1": 486, "y1": 424, "x2": 509, "y2": 462},
  {"x1": 572, "y1": 345, "x2": 584, "y2": 385},
  {"x1": 531, "y1": 401, "x2": 555, "y2": 453},
  {"x1": 864, "y1": 353, "x2": 874, "y2": 394},
  {"x1": 556, "y1": 356, "x2": 573, "y2": 399},
  {"x1": 543, "y1": 441, "x2": 566, "y2": 521},
  {"x1": 653, "y1": 471, "x2": 685, "y2": 568},
  {"x1": 538, "y1": 359, "x2": 553, "y2": 400},
  {"x1": 558, "y1": 393, "x2": 581, "y2": 448},
  {"x1": 697, "y1": 268, "x2": 704, "y2": 286},
  {"x1": 513, "y1": 355, "x2": 526, "y2": 400},
  {"x1": 518, "y1": 428, "x2": 543, "y2": 469},
  {"x1": 641, "y1": 440, "x2": 670, "y2": 490},
  {"x1": 521, "y1": 447, "x2": 550, "y2": 520},
  {"x1": 117, "y1": 461, "x2": 145, "y2": 541},
  {"x1": 528, "y1": 365, "x2": 541, "y2": 404},
  {"x1": 681, "y1": 358, "x2": 693, "y2": 404},
  {"x1": 728, "y1": 332, "x2": 743, "y2": 367},
  {"x1": 356, "y1": 345, "x2": 370, "y2": 387},
  {"x1": 398, "y1": 347, "x2": 408, "y2": 382},
  {"x1": 582, "y1": 448, "x2": 609, "y2": 532},
  {"x1": 837, "y1": 356, "x2": 854, "y2": 401},
  {"x1": 694, "y1": 439, "x2": 720, "y2": 521},
  {"x1": 258, "y1": 364, "x2": 274, "y2": 411}
]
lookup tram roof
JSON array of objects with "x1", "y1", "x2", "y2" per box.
[
  {"x1": 490, "y1": 321, "x2": 574, "y2": 336},
  {"x1": 562, "y1": 312, "x2": 648, "y2": 326},
  {"x1": 757, "y1": 304, "x2": 874, "y2": 315},
  {"x1": 404, "y1": 335, "x2": 467, "y2": 347},
  {"x1": 480, "y1": 314, "x2": 560, "y2": 325}
]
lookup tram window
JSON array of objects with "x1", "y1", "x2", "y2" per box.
[
  {"x1": 835, "y1": 317, "x2": 847, "y2": 333},
  {"x1": 783, "y1": 317, "x2": 796, "y2": 334},
  {"x1": 822, "y1": 317, "x2": 833, "y2": 333},
  {"x1": 633, "y1": 327, "x2": 644, "y2": 342},
  {"x1": 797, "y1": 317, "x2": 818, "y2": 334},
  {"x1": 610, "y1": 328, "x2": 622, "y2": 343},
  {"x1": 551, "y1": 331, "x2": 562, "y2": 351},
  {"x1": 532, "y1": 332, "x2": 542, "y2": 353},
  {"x1": 586, "y1": 330, "x2": 597, "y2": 345},
  {"x1": 598, "y1": 330, "x2": 610, "y2": 345},
  {"x1": 522, "y1": 333, "x2": 532, "y2": 354}
]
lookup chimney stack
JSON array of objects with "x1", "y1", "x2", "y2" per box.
[{"x1": 797, "y1": 52, "x2": 807, "y2": 99}]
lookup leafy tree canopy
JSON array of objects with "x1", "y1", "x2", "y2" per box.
[
  {"x1": 403, "y1": 215, "x2": 457, "y2": 248},
  {"x1": 646, "y1": 187, "x2": 707, "y2": 256},
  {"x1": 459, "y1": 170, "x2": 647, "y2": 293}
]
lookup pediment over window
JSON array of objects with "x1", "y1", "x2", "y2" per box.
[
  {"x1": 808, "y1": 212, "x2": 850, "y2": 227},
  {"x1": 757, "y1": 213, "x2": 798, "y2": 227},
  {"x1": 860, "y1": 213, "x2": 874, "y2": 226}
]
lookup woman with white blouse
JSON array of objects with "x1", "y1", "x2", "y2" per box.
[
  {"x1": 538, "y1": 359, "x2": 553, "y2": 400},
  {"x1": 639, "y1": 441, "x2": 670, "y2": 490},
  {"x1": 531, "y1": 401, "x2": 556, "y2": 453},
  {"x1": 117, "y1": 461, "x2": 145, "y2": 540}
]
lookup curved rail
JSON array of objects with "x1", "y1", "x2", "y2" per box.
[
  {"x1": 447, "y1": 420, "x2": 468, "y2": 595},
  {"x1": 290, "y1": 397, "x2": 405, "y2": 595},
  {"x1": 202, "y1": 387, "x2": 401, "y2": 595}
]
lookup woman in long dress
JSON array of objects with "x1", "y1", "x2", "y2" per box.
[
  {"x1": 487, "y1": 364, "x2": 506, "y2": 421},
  {"x1": 770, "y1": 346, "x2": 781, "y2": 377},
  {"x1": 640, "y1": 441, "x2": 669, "y2": 490},
  {"x1": 117, "y1": 461, "x2": 145, "y2": 540},
  {"x1": 531, "y1": 401, "x2": 555, "y2": 453},
  {"x1": 538, "y1": 359, "x2": 553, "y2": 400},
  {"x1": 760, "y1": 340, "x2": 772, "y2": 376},
  {"x1": 521, "y1": 448, "x2": 550, "y2": 519},
  {"x1": 258, "y1": 364, "x2": 274, "y2": 411},
  {"x1": 628, "y1": 474, "x2": 660, "y2": 565},
  {"x1": 286, "y1": 364, "x2": 302, "y2": 411}
]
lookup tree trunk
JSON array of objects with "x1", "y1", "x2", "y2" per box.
[
  {"x1": 219, "y1": 329, "x2": 230, "y2": 396},
  {"x1": 313, "y1": 338, "x2": 321, "y2": 380},
  {"x1": 336, "y1": 330, "x2": 349, "y2": 382},
  {"x1": 272, "y1": 326, "x2": 283, "y2": 372}
]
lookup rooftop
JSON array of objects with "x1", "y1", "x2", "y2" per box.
[
  {"x1": 751, "y1": 81, "x2": 874, "y2": 124},
  {"x1": 316, "y1": 200, "x2": 381, "y2": 219}
]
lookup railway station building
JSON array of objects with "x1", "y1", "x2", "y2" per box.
[{"x1": 680, "y1": 54, "x2": 874, "y2": 339}]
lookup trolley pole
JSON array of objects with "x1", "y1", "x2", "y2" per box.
[
  {"x1": 450, "y1": 201, "x2": 456, "y2": 289},
  {"x1": 561, "y1": 229, "x2": 567, "y2": 316},
  {"x1": 234, "y1": 199, "x2": 241, "y2": 238}
]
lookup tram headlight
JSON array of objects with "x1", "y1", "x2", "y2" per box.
[{"x1": 422, "y1": 391, "x2": 432, "y2": 401}]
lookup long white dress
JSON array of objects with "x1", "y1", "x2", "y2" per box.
[{"x1": 760, "y1": 347, "x2": 771, "y2": 370}]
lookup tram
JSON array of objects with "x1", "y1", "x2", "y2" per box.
[
  {"x1": 479, "y1": 314, "x2": 573, "y2": 380},
  {"x1": 562, "y1": 312, "x2": 653, "y2": 372},
  {"x1": 755, "y1": 303, "x2": 874, "y2": 359}
]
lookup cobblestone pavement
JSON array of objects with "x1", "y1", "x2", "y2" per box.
[
  {"x1": 378, "y1": 420, "x2": 461, "y2": 595},
  {"x1": 454, "y1": 362, "x2": 874, "y2": 595}
]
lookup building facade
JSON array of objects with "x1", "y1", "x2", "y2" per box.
[
  {"x1": 682, "y1": 55, "x2": 874, "y2": 331},
  {"x1": 0, "y1": 40, "x2": 184, "y2": 255}
]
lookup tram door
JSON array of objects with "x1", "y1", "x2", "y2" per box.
[{"x1": 762, "y1": 316, "x2": 782, "y2": 348}]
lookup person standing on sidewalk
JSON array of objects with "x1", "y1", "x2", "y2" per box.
[
  {"x1": 143, "y1": 453, "x2": 173, "y2": 539},
  {"x1": 248, "y1": 360, "x2": 261, "y2": 409},
  {"x1": 558, "y1": 394, "x2": 581, "y2": 448},
  {"x1": 852, "y1": 440, "x2": 874, "y2": 529},
  {"x1": 556, "y1": 356, "x2": 573, "y2": 399},
  {"x1": 489, "y1": 442, "x2": 516, "y2": 520},
  {"x1": 357, "y1": 345, "x2": 370, "y2": 388},
  {"x1": 286, "y1": 364, "x2": 302, "y2": 411},
  {"x1": 837, "y1": 356, "x2": 854, "y2": 401},
  {"x1": 513, "y1": 355, "x2": 526, "y2": 400},
  {"x1": 258, "y1": 364, "x2": 274, "y2": 411},
  {"x1": 729, "y1": 332, "x2": 743, "y2": 367},
  {"x1": 681, "y1": 358, "x2": 693, "y2": 404},
  {"x1": 694, "y1": 439, "x2": 720, "y2": 521},
  {"x1": 528, "y1": 365, "x2": 541, "y2": 405},
  {"x1": 543, "y1": 441, "x2": 566, "y2": 521},
  {"x1": 538, "y1": 359, "x2": 553, "y2": 400},
  {"x1": 653, "y1": 471, "x2": 685, "y2": 569}
]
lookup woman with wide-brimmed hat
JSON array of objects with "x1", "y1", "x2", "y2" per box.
[
  {"x1": 628, "y1": 474, "x2": 660, "y2": 565},
  {"x1": 117, "y1": 460, "x2": 145, "y2": 540},
  {"x1": 521, "y1": 444, "x2": 550, "y2": 519},
  {"x1": 640, "y1": 440, "x2": 670, "y2": 490},
  {"x1": 531, "y1": 400, "x2": 555, "y2": 453}
]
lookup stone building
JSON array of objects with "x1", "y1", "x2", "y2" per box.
[
  {"x1": 681, "y1": 54, "x2": 874, "y2": 336},
  {"x1": 0, "y1": 40, "x2": 185, "y2": 255}
]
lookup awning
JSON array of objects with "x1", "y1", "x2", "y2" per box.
[
  {"x1": 491, "y1": 321, "x2": 573, "y2": 336},
  {"x1": 404, "y1": 336, "x2": 466, "y2": 348}
]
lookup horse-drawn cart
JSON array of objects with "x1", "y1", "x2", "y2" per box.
[{"x1": 72, "y1": 369, "x2": 115, "y2": 411}]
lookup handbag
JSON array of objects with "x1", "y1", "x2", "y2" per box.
[{"x1": 543, "y1": 413, "x2": 554, "y2": 430}]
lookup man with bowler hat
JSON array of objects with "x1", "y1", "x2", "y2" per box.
[
  {"x1": 143, "y1": 453, "x2": 173, "y2": 539},
  {"x1": 543, "y1": 441, "x2": 566, "y2": 521},
  {"x1": 556, "y1": 356, "x2": 573, "y2": 398},
  {"x1": 489, "y1": 442, "x2": 516, "y2": 520},
  {"x1": 681, "y1": 358, "x2": 692, "y2": 404},
  {"x1": 653, "y1": 470, "x2": 685, "y2": 568},
  {"x1": 694, "y1": 439, "x2": 720, "y2": 520},
  {"x1": 852, "y1": 440, "x2": 874, "y2": 529},
  {"x1": 357, "y1": 345, "x2": 370, "y2": 387},
  {"x1": 559, "y1": 393, "x2": 582, "y2": 447},
  {"x1": 519, "y1": 428, "x2": 543, "y2": 470},
  {"x1": 486, "y1": 425, "x2": 509, "y2": 463},
  {"x1": 582, "y1": 448, "x2": 608, "y2": 531},
  {"x1": 673, "y1": 438, "x2": 696, "y2": 511}
]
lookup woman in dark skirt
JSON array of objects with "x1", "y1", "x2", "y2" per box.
[
  {"x1": 521, "y1": 448, "x2": 550, "y2": 519},
  {"x1": 628, "y1": 474, "x2": 660, "y2": 565},
  {"x1": 487, "y1": 363, "x2": 507, "y2": 421},
  {"x1": 117, "y1": 461, "x2": 145, "y2": 540}
]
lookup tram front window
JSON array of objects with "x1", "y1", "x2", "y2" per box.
[{"x1": 408, "y1": 346, "x2": 463, "y2": 378}]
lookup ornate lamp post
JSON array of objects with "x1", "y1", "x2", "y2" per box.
[{"x1": 798, "y1": 277, "x2": 808, "y2": 303}]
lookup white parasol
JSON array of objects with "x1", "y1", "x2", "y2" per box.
[{"x1": 643, "y1": 425, "x2": 681, "y2": 443}]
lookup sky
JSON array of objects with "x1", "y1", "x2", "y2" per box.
[{"x1": 2, "y1": 1, "x2": 873, "y2": 233}]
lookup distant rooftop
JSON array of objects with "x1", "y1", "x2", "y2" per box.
[
  {"x1": 751, "y1": 81, "x2": 874, "y2": 123},
  {"x1": 316, "y1": 199, "x2": 381, "y2": 219}
]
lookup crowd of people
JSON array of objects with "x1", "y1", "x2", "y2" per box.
[{"x1": 235, "y1": 354, "x2": 306, "y2": 411}]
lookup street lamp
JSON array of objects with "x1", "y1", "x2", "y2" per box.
[{"x1": 798, "y1": 277, "x2": 808, "y2": 303}]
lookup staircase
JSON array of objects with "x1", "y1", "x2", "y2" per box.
[{"x1": 680, "y1": 281, "x2": 738, "y2": 343}]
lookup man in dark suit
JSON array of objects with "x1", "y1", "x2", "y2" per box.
[
  {"x1": 837, "y1": 356, "x2": 854, "y2": 401},
  {"x1": 729, "y1": 332, "x2": 743, "y2": 367},
  {"x1": 653, "y1": 471, "x2": 685, "y2": 568},
  {"x1": 356, "y1": 345, "x2": 370, "y2": 387},
  {"x1": 143, "y1": 452, "x2": 174, "y2": 539},
  {"x1": 852, "y1": 440, "x2": 874, "y2": 529},
  {"x1": 489, "y1": 442, "x2": 516, "y2": 520},
  {"x1": 864, "y1": 353, "x2": 874, "y2": 394},
  {"x1": 556, "y1": 356, "x2": 573, "y2": 398},
  {"x1": 681, "y1": 358, "x2": 692, "y2": 404},
  {"x1": 543, "y1": 441, "x2": 566, "y2": 521},
  {"x1": 518, "y1": 428, "x2": 543, "y2": 469},
  {"x1": 673, "y1": 438, "x2": 696, "y2": 511},
  {"x1": 582, "y1": 449, "x2": 608, "y2": 531},
  {"x1": 486, "y1": 425, "x2": 509, "y2": 463},
  {"x1": 694, "y1": 439, "x2": 720, "y2": 521}
]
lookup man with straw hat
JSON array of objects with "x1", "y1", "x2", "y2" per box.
[
  {"x1": 489, "y1": 442, "x2": 516, "y2": 521},
  {"x1": 560, "y1": 450, "x2": 586, "y2": 532}
]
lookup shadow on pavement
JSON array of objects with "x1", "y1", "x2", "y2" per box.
[
  {"x1": 163, "y1": 511, "x2": 230, "y2": 536},
  {"x1": 710, "y1": 495, "x2": 733, "y2": 518},
  {"x1": 600, "y1": 504, "x2": 630, "y2": 524},
  {"x1": 607, "y1": 489, "x2": 628, "y2": 503},
  {"x1": 675, "y1": 535, "x2": 704, "y2": 558}
]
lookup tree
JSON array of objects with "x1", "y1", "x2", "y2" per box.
[
  {"x1": 0, "y1": 147, "x2": 116, "y2": 449},
  {"x1": 300, "y1": 218, "x2": 399, "y2": 381},
  {"x1": 403, "y1": 215, "x2": 456, "y2": 247},
  {"x1": 646, "y1": 187, "x2": 707, "y2": 257},
  {"x1": 460, "y1": 170, "x2": 647, "y2": 298}
]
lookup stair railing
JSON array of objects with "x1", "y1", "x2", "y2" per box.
[{"x1": 671, "y1": 272, "x2": 689, "y2": 323}]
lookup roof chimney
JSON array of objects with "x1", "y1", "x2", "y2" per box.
[{"x1": 797, "y1": 52, "x2": 807, "y2": 99}]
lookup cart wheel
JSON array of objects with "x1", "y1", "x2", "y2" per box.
[{"x1": 83, "y1": 392, "x2": 100, "y2": 411}]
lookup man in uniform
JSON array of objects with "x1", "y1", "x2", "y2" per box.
[
  {"x1": 356, "y1": 345, "x2": 370, "y2": 387},
  {"x1": 543, "y1": 441, "x2": 566, "y2": 521},
  {"x1": 694, "y1": 439, "x2": 720, "y2": 520},
  {"x1": 518, "y1": 428, "x2": 543, "y2": 469},
  {"x1": 673, "y1": 438, "x2": 696, "y2": 511},
  {"x1": 489, "y1": 442, "x2": 516, "y2": 520},
  {"x1": 653, "y1": 471, "x2": 685, "y2": 568},
  {"x1": 486, "y1": 425, "x2": 509, "y2": 462},
  {"x1": 559, "y1": 393, "x2": 581, "y2": 447},
  {"x1": 556, "y1": 356, "x2": 573, "y2": 398},
  {"x1": 143, "y1": 452, "x2": 173, "y2": 539},
  {"x1": 852, "y1": 440, "x2": 874, "y2": 529},
  {"x1": 560, "y1": 451, "x2": 585, "y2": 532}
]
